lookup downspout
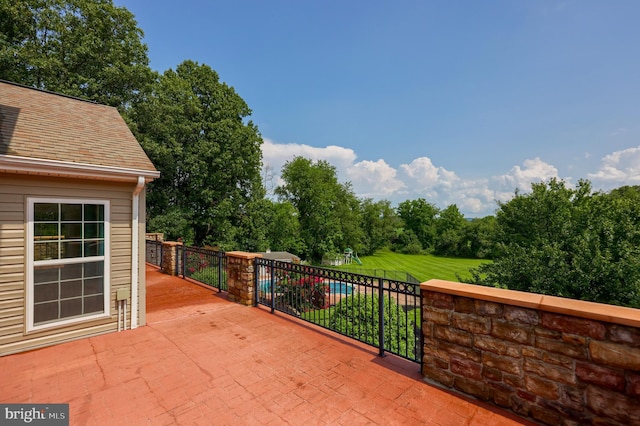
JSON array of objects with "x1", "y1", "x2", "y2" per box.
[{"x1": 131, "y1": 176, "x2": 145, "y2": 329}]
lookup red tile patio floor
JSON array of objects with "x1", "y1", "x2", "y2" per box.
[{"x1": 0, "y1": 265, "x2": 535, "y2": 425}]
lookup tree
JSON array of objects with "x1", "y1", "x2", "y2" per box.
[
  {"x1": 468, "y1": 179, "x2": 640, "y2": 308},
  {"x1": 0, "y1": 0, "x2": 153, "y2": 109},
  {"x1": 462, "y1": 216, "x2": 498, "y2": 259},
  {"x1": 434, "y1": 204, "x2": 467, "y2": 256},
  {"x1": 396, "y1": 198, "x2": 439, "y2": 252},
  {"x1": 129, "y1": 60, "x2": 264, "y2": 248},
  {"x1": 264, "y1": 200, "x2": 306, "y2": 255},
  {"x1": 275, "y1": 157, "x2": 361, "y2": 262},
  {"x1": 359, "y1": 199, "x2": 401, "y2": 255}
]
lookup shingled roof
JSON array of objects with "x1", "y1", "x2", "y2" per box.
[{"x1": 0, "y1": 80, "x2": 158, "y2": 181}]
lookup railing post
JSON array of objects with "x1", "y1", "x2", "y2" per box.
[
  {"x1": 270, "y1": 260, "x2": 276, "y2": 313},
  {"x1": 378, "y1": 277, "x2": 385, "y2": 357},
  {"x1": 218, "y1": 252, "x2": 223, "y2": 292},
  {"x1": 181, "y1": 244, "x2": 187, "y2": 278},
  {"x1": 226, "y1": 251, "x2": 262, "y2": 306}
]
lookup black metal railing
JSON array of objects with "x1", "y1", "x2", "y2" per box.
[
  {"x1": 182, "y1": 246, "x2": 228, "y2": 291},
  {"x1": 255, "y1": 259, "x2": 422, "y2": 364},
  {"x1": 145, "y1": 239, "x2": 163, "y2": 267}
]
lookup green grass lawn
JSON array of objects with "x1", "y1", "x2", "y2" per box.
[{"x1": 336, "y1": 249, "x2": 489, "y2": 283}]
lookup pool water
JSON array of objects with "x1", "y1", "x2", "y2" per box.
[{"x1": 259, "y1": 280, "x2": 354, "y2": 295}]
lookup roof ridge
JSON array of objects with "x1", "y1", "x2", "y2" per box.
[{"x1": 0, "y1": 79, "x2": 100, "y2": 106}]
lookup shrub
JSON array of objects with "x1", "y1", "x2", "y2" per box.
[{"x1": 329, "y1": 293, "x2": 416, "y2": 357}]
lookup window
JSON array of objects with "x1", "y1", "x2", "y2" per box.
[{"x1": 27, "y1": 199, "x2": 110, "y2": 331}]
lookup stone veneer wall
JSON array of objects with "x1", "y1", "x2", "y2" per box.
[
  {"x1": 226, "y1": 251, "x2": 261, "y2": 306},
  {"x1": 420, "y1": 280, "x2": 640, "y2": 426},
  {"x1": 161, "y1": 241, "x2": 182, "y2": 276}
]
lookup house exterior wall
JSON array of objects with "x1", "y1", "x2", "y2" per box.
[{"x1": 0, "y1": 173, "x2": 142, "y2": 356}]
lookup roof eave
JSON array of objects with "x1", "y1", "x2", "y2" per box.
[{"x1": 0, "y1": 154, "x2": 160, "y2": 182}]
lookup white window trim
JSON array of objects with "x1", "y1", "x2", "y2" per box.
[{"x1": 26, "y1": 198, "x2": 111, "y2": 332}]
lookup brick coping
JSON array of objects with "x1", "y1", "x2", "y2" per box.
[{"x1": 421, "y1": 279, "x2": 640, "y2": 328}]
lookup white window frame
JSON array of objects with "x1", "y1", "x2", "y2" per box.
[{"x1": 26, "y1": 198, "x2": 111, "y2": 332}]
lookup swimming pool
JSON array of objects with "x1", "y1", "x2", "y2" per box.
[{"x1": 259, "y1": 280, "x2": 354, "y2": 295}]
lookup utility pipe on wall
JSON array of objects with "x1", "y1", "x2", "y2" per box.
[{"x1": 131, "y1": 176, "x2": 145, "y2": 329}]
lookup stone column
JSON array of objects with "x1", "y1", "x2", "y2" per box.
[
  {"x1": 161, "y1": 241, "x2": 183, "y2": 276},
  {"x1": 226, "y1": 251, "x2": 262, "y2": 306}
]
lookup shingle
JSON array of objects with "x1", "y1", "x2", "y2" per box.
[{"x1": 0, "y1": 81, "x2": 157, "y2": 173}]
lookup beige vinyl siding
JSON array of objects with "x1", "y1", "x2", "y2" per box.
[{"x1": 0, "y1": 173, "x2": 141, "y2": 356}]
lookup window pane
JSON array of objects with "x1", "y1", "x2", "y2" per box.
[
  {"x1": 84, "y1": 261, "x2": 104, "y2": 277},
  {"x1": 34, "y1": 283, "x2": 59, "y2": 303},
  {"x1": 60, "y1": 263, "x2": 83, "y2": 280},
  {"x1": 34, "y1": 265, "x2": 60, "y2": 284},
  {"x1": 84, "y1": 278, "x2": 103, "y2": 295},
  {"x1": 34, "y1": 302, "x2": 59, "y2": 323},
  {"x1": 84, "y1": 204, "x2": 104, "y2": 221},
  {"x1": 34, "y1": 203, "x2": 58, "y2": 221},
  {"x1": 34, "y1": 242, "x2": 59, "y2": 261},
  {"x1": 61, "y1": 204, "x2": 82, "y2": 221},
  {"x1": 84, "y1": 240, "x2": 103, "y2": 257},
  {"x1": 61, "y1": 223, "x2": 82, "y2": 240},
  {"x1": 34, "y1": 223, "x2": 59, "y2": 238},
  {"x1": 84, "y1": 295, "x2": 104, "y2": 314},
  {"x1": 61, "y1": 280, "x2": 83, "y2": 298},
  {"x1": 61, "y1": 241, "x2": 82, "y2": 258},
  {"x1": 84, "y1": 223, "x2": 104, "y2": 239},
  {"x1": 60, "y1": 298, "x2": 82, "y2": 318}
]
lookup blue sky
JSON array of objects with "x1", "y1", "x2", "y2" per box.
[{"x1": 115, "y1": 0, "x2": 640, "y2": 217}]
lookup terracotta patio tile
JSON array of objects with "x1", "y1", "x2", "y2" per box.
[{"x1": 0, "y1": 265, "x2": 535, "y2": 425}]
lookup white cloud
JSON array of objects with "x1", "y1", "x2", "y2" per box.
[
  {"x1": 587, "y1": 146, "x2": 640, "y2": 188},
  {"x1": 261, "y1": 138, "x2": 640, "y2": 217},
  {"x1": 493, "y1": 157, "x2": 560, "y2": 192},
  {"x1": 346, "y1": 159, "x2": 406, "y2": 198}
]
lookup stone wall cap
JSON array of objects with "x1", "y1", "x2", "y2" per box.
[
  {"x1": 162, "y1": 241, "x2": 183, "y2": 247},
  {"x1": 226, "y1": 251, "x2": 263, "y2": 260},
  {"x1": 422, "y1": 280, "x2": 640, "y2": 328}
]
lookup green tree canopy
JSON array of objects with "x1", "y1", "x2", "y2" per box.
[
  {"x1": 129, "y1": 60, "x2": 264, "y2": 248},
  {"x1": 275, "y1": 157, "x2": 361, "y2": 262},
  {"x1": 469, "y1": 179, "x2": 640, "y2": 307},
  {"x1": 359, "y1": 199, "x2": 401, "y2": 255},
  {"x1": 0, "y1": 0, "x2": 153, "y2": 109},
  {"x1": 396, "y1": 198, "x2": 439, "y2": 252}
]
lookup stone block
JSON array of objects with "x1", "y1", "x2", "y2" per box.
[
  {"x1": 482, "y1": 352, "x2": 523, "y2": 376},
  {"x1": 541, "y1": 312, "x2": 606, "y2": 340},
  {"x1": 575, "y1": 362, "x2": 625, "y2": 391},
  {"x1": 453, "y1": 376, "x2": 493, "y2": 401},
  {"x1": 535, "y1": 336, "x2": 588, "y2": 359},
  {"x1": 531, "y1": 404, "x2": 563, "y2": 426},
  {"x1": 628, "y1": 373, "x2": 640, "y2": 397},
  {"x1": 423, "y1": 364, "x2": 454, "y2": 387},
  {"x1": 491, "y1": 319, "x2": 534, "y2": 345},
  {"x1": 503, "y1": 373, "x2": 524, "y2": 388},
  {"x1": 482, "y1": 366, "x2": 503, "y2": 382},
  {"x1": 524, "y1": 357, "x2": 575, "y2": 385},
  {"x1": 488, "y1": 381, "x2": 514, "y2": 407},
  {"x1": 475, "y1": 300, "x2": 504, "y2": 317},
  {"x1": 504, "y1": 305, "x2": 540, "y2": 325},
  {"x1": 430, "y1": 292, "x2": 455, "y2": 309},
  {"x1": 510, "y1": 394, "x2": 532, "y2": 417},
  {"x1": 434, "y1": 325, "x2": 473, "y2": 347},
  {"x1": 423, "y1": 306, "x2": 451, "y2": 325},
  {"x1": 525, "y1": 374, "x2": 560, "y2": 400},
  {"x1": 608, "y1": 325, "x2": 640, "y2": 347},
  {"x1": 452, "y1": 312, "x2": 491, "y2": 334},
  {"x1": 454, "y1": 296, "x2": 475, "y2": 314},
  {"x1": 474, "y1": 335, "x2": 521, "y2": 357},
  {"x1": 586, "y1": 385, "x2": 640, "y2": 425},
  {"x1": 450, "y1": 355, "x2": 482, "y2": 380},
  {"x1": 589, "y1": 340, "x2": 640, "y2": 370},
  {"x1": 438, "y1": 340, "x2": 482, "y2": 362}
]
